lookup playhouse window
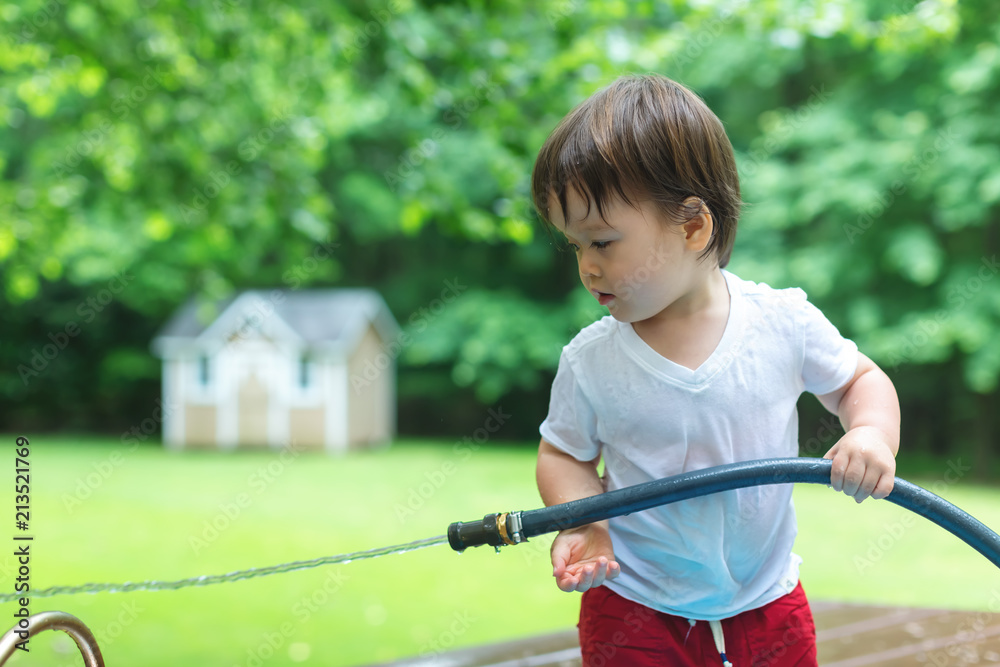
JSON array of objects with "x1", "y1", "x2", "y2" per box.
[
  {"x1": 298, "y1": 355, "x2": 310, "y2": 388},
  {"x1": 198, "y1": 356, "x2": 210, "y2": 386}
]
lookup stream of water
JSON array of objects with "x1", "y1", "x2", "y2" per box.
[{"x1": 0, "y1": 535, "x2": 448, "y2": 603}]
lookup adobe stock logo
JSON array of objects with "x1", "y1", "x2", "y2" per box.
[
  {"x1": 18, "y1": 270, "x2": 134, "y2": 386},
  {"x1": 394, "y1": 406, "x2": 511, "y2": 522},
  {"x1": 351, "y1": 278, "x2": 468, "y2": 394}
]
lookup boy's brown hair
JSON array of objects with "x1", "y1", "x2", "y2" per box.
[{"x1": 531, "y1": 73, "x2": 742, "y2": 267}]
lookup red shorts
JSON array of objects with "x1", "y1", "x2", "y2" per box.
[{"x1": 579, "y1": 582, "x2": 817, "y2": 667}]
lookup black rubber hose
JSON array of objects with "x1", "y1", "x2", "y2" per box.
[{"x1": 449, "y1": 458, "x2": 1000, "y2": 570}]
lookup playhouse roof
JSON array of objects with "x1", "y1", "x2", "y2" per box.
[{"x1": 151, "y1": 288, "x2": 400, "y2": 357}]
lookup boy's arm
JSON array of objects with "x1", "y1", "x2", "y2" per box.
[
  {"x1": 537, "y1": 438, "x2": 620, "y2": 592},
  {"x1": 817, "y1": 352, "x2": 900, "y2": 503}
]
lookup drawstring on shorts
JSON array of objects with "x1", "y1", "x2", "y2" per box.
[{"x1": 687, "y1": 618, "x2": 733, "y2": 666}]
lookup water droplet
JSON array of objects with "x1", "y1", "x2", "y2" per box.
[
  {"x1": 365, "y1": 602, "x2": 388, "y2": 626},
  {"x1": 289, "y1": 642, "x2": 311, "y2": 662}
]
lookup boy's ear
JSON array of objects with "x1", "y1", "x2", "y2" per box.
[{"x1": 680, "y1": 197, "x2": 713, "y2": 253}]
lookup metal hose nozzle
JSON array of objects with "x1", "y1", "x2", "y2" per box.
[{"x1": 448, "y1": 512, "x2": 524, "y2": 552}]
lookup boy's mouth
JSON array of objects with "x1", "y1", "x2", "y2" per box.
[{"x1": 591, "y1": 289, "x2": 615, "y2": 306}]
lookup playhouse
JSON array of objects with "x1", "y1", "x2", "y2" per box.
[{"x1": 151, "y1": 288, "x2": 399, "y2": 452}]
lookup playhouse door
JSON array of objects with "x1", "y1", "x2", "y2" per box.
[{"x1": 238, "y1": 366, "x2": 269, "y2": 448}]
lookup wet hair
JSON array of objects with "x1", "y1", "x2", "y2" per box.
[{"x1": 531, "y1": 73, "x2": 742, "y2": 267}]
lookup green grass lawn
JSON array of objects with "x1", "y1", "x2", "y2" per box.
[{"x1": 3, "y1": 435, "x2": 1000, "y2": 666}]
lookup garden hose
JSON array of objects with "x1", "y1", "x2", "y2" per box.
[{"x1": 446, "y1": 457, "x2": 1000, "y2": 570}]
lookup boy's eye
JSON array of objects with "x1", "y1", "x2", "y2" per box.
[{"x1": 565, "y1": 240, "x2": 612, "y2": 252}]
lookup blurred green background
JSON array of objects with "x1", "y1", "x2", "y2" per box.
[
  {"x1": 3, "y1": 0, "x2": 998, "y2": 457},
  {"x1": 3, "y1": 0, "x2": 1000, "y2": 664}
]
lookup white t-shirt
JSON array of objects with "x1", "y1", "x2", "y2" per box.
[{"x1": 539, "y1": 270, "x2": 858, "y2": 621}]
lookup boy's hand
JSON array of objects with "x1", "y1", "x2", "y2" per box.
[
  {"x1": 550, "y1": 522, "x2": 620, "y2": 592},
  {"x1": 824, "y1": 425, "x2": 896, "y2": 503}
]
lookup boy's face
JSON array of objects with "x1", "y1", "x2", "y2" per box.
[{"x1": 550, "y1": 186, "x2": 707, "y2": 324}]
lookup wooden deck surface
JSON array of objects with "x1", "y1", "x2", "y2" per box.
[{"x1": 367, "y1": 601, "x2": 1000, "y2": 666}]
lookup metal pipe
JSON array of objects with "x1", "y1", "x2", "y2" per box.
[
  {"x1": 0, "y1": 611, "x2": 104, "y2": 667},
  {"x1": 447, "y1": 457, "x2": 1000, "y2": 570}
]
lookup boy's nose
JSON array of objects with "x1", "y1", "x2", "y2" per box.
[{"x1": 579, "y1": 255, "x2": 601, "y2": 278}]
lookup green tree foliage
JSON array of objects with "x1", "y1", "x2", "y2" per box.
[{"x1": 1, "y1": 1, "x2": 997, "y2": 457}]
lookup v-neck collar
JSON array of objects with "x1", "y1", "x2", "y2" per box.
[{"x1": 616, "y1": 270, "x2": 745, "y2": 387}]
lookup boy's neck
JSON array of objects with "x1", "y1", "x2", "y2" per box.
[
  {"x1": 631, "y1": 267, "x2": 731, "y2": 370},
  {"x1": 654, "y1": 265, "x2": 729, "y2": 319}
]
